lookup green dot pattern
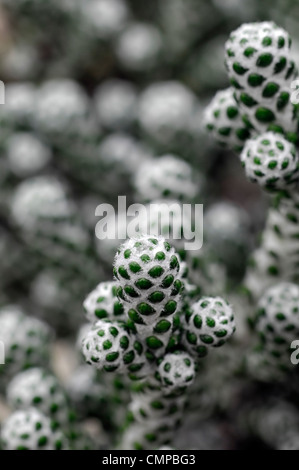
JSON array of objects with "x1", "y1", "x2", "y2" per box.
[
  {"x1": 244, "y1": 185, "x2": 299, "y2": 301},
  {"x1": 156, "y1": 352, "x2": 195, "y2": 394},
  {"x1": 120, "y1": 392, "x2": 185, "y2": 449},
  {"x1": 114, "y1": 236, "x2": 183, "y2": 357},
  {"x1": 182, "y1": 296, "x2": 236, "y2": 356},
  {"x1": 7, "y1": 368, "x2": 71, "y2": 429},
  {"x1": 0, "y1": 306, "x2": 52, "y2": 381},
  {"x1": 240, "y1": 131, "x2": 299, "y2": 190},
  {"x1": 134, "y1": 155, "x2": 199, "y2": 203},
  {"x1": 204, "y1": 87, "x2": 251, "y2": 152},
  {"x1": 83, "y1": 281, "x2": 125, "y2": 324},
  {"x1": 224, "y1": 21, "x2": 297, "y2": 134},
  {"x1": 81, "y1": 319, "x2": 149, "y2": 379},
  {"x1": 256, "y1": 283, "x2": 299, "y2": 367},
  {"x1": 0, "y1": 408, "x2": 67, "y2": 450}
]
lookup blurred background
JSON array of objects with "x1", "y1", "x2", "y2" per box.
[
  {"x1": 0, "y1": 0, "x2": 299, "y2": 450},
  {"x1": 0, "y1": 0, "x2": 287, "y2": 334}
]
